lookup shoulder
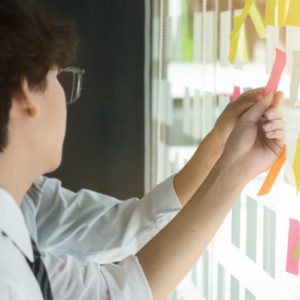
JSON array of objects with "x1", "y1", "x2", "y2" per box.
[
  {"x1": 0, "y1": 232, "x2": 27, "y2": 280},
  {"x1": 0, "y1": 232, "x2": 43, "y2": 300}
]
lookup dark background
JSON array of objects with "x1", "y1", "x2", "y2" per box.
[{"x1": 46, "y1": 0, "x2": 145, "y2": 199}]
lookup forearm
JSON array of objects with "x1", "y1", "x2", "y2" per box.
[
  {"x1": 137, "y1": 158, "x2": 246, "y2": 300},
  {"x1": 173, "y1": 131, "x2": 225, "y2": 206}
]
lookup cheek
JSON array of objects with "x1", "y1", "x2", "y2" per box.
[{"x1": 50, "y1": 80, "x2": 67, "y2": 139}]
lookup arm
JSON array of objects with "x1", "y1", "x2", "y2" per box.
[
  {"x1": 43, "y1": 253, "x2": 152, "y2": 300},
  {"x1": 174, "y1": 88, "x2": 265, "y2": 206},
  {"x1": 137, "y1": 91, "x2": 285, "y2": 300},
  {"x1": 22, "y1": 175, "x2": 182, "y2": 264}
]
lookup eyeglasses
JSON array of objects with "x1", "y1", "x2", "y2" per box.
[{"x1": 57, "y1": 67, "x2": 85, "y2": 105}]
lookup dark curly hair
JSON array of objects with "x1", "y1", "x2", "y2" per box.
[{"x1": 0, "y1": 0, "x2": 78, "y2": 151}]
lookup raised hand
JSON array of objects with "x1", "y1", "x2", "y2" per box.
[
  {"x1": 221, "y1": 91, "x2": 285, "y2": 182},
  {"x1": 212, "y1": 88, "x2": 264, "y2": 147}
]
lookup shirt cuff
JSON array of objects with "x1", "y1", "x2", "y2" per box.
[{"x1": 145, "y1": 175, "x2": 182, "y2": 217}]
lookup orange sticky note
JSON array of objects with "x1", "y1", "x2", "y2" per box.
[{"x1": 258, "y1": 146, "x2": 286, "y2": 196}]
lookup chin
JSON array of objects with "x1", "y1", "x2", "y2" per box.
[{"x1": 46, "y1": 154, "x2": 63, "y2": 173}]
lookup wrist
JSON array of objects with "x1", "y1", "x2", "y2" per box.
[
  {"x1": 204, "y1": 130, "x2": 226, "y2": 153},
  {"x1": 213, "y1": 155, "x2": 249, "y2": 189}
]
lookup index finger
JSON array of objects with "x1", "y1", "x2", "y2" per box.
[{"x1": 271, "y1": 91, "x2": 284, "y2": 107}]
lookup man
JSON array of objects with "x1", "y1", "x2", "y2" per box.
[{"x1": 0, "y1": 0, "x2": 285, "y2": 299}]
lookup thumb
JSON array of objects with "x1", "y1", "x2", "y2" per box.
[{"x1": 242, "y1": 92, "x2": 274, "y2": 122}]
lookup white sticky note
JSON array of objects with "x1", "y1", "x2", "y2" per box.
[
  {"x1": 167, "y1": 17, "x2": 173, "y2": 61},
  {"x1": 286, "y1": 27, "x2": 300, "y2": 74},
  {"x1": 192, "y1": 89, "x2": 202, "y2": 140},
  {"x1": 174, "y1": 16, "x2": 183, "y2": 61},
  {"x1": 203, "y1": 11, "x2": 216, "y2": 64},
  {"x1": 266, "y1": 26, "x2": 280, "y2": 73},
  {"x1": 159, "y1": 82, "x2": 166, "y2": 125},
  {"x1": 233, "y1": 9, "x2": 246, "y2": 69},
  {"x1": 194, "y1": 12, "x2": 202, "y2": 62},
  {"x1": 220, "y1": 11, "x2": 232, "y2": 67},
  {"x1": 183, "y1": 87, "x2": 192, "y2": 136},
  {"x1": 202, "y1": 92, "x2": 215, "y2": 138},
  {"x1": 290, "y1": 51, "x2": 300, "y2": 106},
  {"x1": 166, "y1": 82, "x2": 173, "y2": 127}
]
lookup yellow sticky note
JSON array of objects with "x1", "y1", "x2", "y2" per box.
[
  {"x1": 265, "y1": 0, "x2": 277, "y2": 25},
  {"x1": 249, "y1": 3, "x2": 266, "y2": 38},
  {"x1": 229, "y1": 0, "x2": 254, "y2": 62},
  {"x1": 293, "y1": 133, "x2": 300, "y2": 192},
  {"x1": 286, "y1": 0, "x2": 300, "y2": 26},
  {"x1": 278, "y1": 0, "x2": 288, "y2": 26}
]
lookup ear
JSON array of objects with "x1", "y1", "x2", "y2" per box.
[{"x1": 11, "y1": 78, "x2": 39, "y2": 119}]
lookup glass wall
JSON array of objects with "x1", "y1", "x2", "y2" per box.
[{"x1": 149, "y1": 0, "x2": 300, "y2": 299}]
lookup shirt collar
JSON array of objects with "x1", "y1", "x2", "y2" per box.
[{"x1": 0, "y1": 188, "x2": 34, "y2": 262}]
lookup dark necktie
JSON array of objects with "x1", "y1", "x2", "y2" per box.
[{"x1": 26, "y1": 238, "x2": 53, "y2": 300}]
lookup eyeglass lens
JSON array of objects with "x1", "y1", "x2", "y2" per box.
[{"x1": 57, "y1": 71, "x2": 82, "y2": 104}]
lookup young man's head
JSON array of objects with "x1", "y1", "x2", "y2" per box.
[{"x1": 0, "y1": 0, "x2": 78, "y2": 175}]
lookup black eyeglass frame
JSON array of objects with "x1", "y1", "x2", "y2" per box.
[{"x1": 57, "y1": 67, "x2": 85, "y2": 105}]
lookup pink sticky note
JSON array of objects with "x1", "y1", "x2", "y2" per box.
[
  {"x1": 232, "y1": 86, "x2": 241, "y2": 101},
  {"x1": 265, "y1": 48, "x2": 286, "y2": 95},
  {"x1": 286, "y1": 219, "x2": 300, "y2": 276}
]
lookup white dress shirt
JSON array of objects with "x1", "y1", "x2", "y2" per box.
[{"x1": 0, "y1": 175, "x2": 182, "y2": 299}]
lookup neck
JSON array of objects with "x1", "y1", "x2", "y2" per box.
[{"x1": 0, "y1": 149, "x2": 37, "y2": 205}]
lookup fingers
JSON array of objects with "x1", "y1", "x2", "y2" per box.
[
  {"x1": 230, "y1": 87, "x2": 264, "y2": 115},
  {"x1": 265, "y1": 129, "x2": 285, "y2": 140},
  {"x1": 242, "y1": 92, "x2": 274, "y2": 122},
  {"x1": 264, "y1": 108, "x2": 284, "y2": 121},
  {"x1": 262, "y1": 119, "x2": 284, "y2": 132},
  {"x1": 261, "y1": 96, "x2": 285, "y2": 149}
]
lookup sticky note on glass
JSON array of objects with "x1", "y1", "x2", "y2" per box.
[
  {"x1": 295, "y1": 240, "x2": 300, "y2": 260},
  {"x1": 286, "y1": 0, "x2": 300, "y2": 26},
  {"x1": 266, "y1": 26, "x2": 280, "y2": 73},
  {"x1": 229, "y1": 0, "x2": 253, "y2": 62},
  {"x1": 286, "y1": 219, "x2": 300, "y2": 275},
  {"x1": 286, "y1": 27, "x2": 300, "y2": 74},
  {"x1": 258, "y1": 49, "x2": 286, "y2": 196},
  {"x1": 249, "y1": 3, "x2": 266, "y2": 39},
  {"x1": 293, "y1": 132, "x2": 300, "y2": 192},
  {"x1": 229, "y1": 0, "x2": 265, "y2": 62},
  {"x1": 232, "y1": 86, "x2": 241, "y2": 101},
  {"x1": 265, "y1": 0, "x2": 289, "y2": 26},
  {"x1": 220, "y1": 11, "x2": 231, "y2": 67}
]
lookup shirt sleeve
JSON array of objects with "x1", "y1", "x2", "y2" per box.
[
  {"x1": 43, "y1": 253, "x2": 153, "y2": 300},
  {"x1": 22, "y1": 175, "x2": 182, "y2": 264}
]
